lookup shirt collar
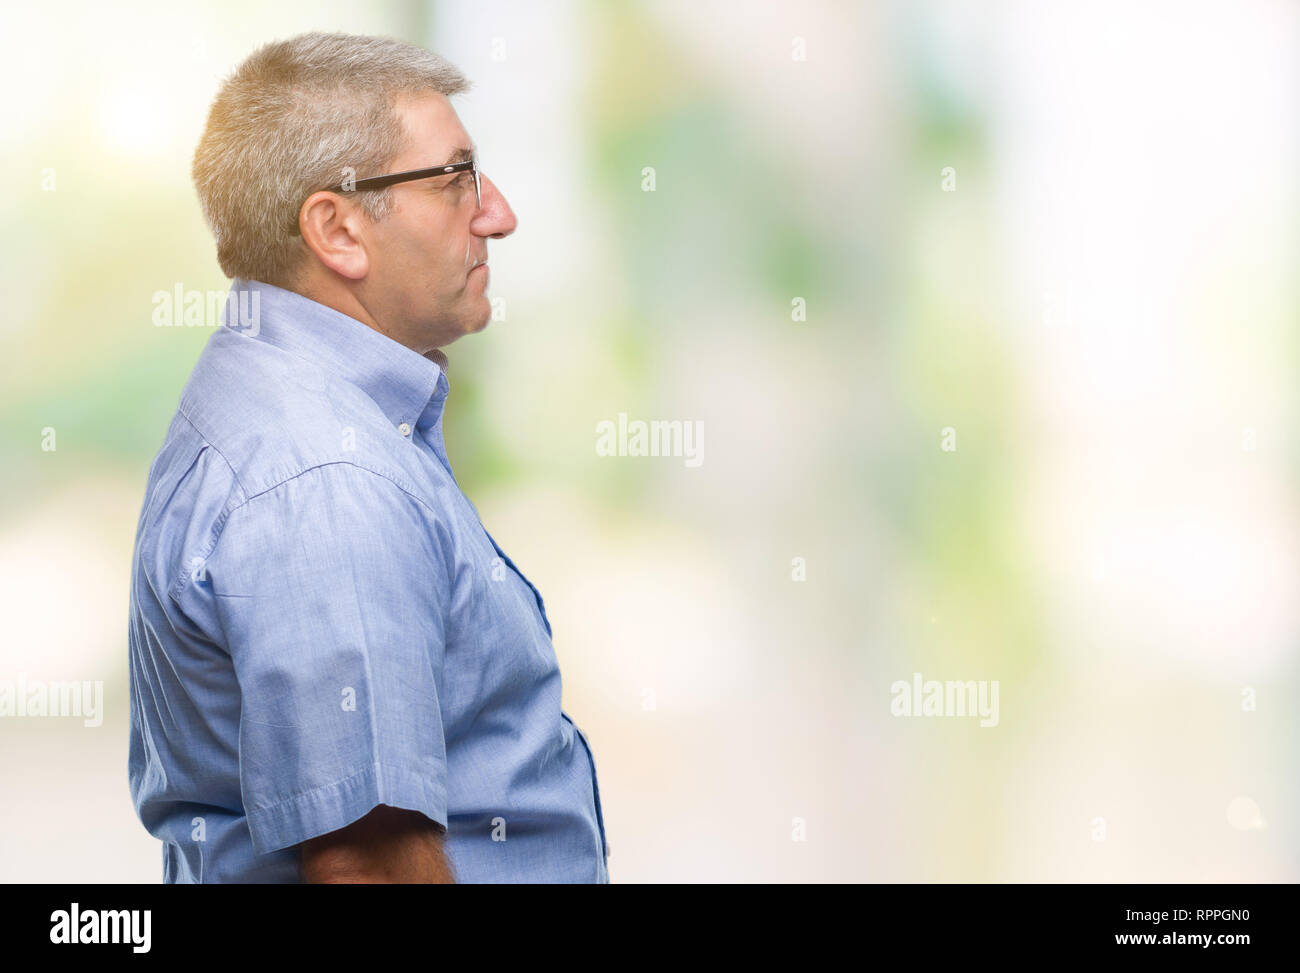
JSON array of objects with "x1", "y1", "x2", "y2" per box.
[{"x1": 224, "y1": 278, "x2": 449, "y2": 431}]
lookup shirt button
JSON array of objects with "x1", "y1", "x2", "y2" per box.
[{"x1": 398, "y1": 422, "x2": 411, "y2": 437}]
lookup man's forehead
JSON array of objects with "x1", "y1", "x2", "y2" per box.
[{"x1": 395, "y1": 90, "x2": 473, "y2": 164}]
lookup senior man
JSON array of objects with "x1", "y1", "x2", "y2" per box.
[{"x1": 127, "y1": 32, "x2": 609, "y2": 883}]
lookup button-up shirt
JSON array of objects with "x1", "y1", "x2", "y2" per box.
[{"x1": 127, "y1": 278, "x2": 609, "y2": 883}]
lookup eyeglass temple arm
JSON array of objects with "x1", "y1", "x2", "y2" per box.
[{"x1": 328, "y1": 160, "x2": 475, "y2": 193}]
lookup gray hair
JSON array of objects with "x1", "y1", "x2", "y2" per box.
[{"x1": 192, "y1": 32, "x2": 471, "y2": 286}]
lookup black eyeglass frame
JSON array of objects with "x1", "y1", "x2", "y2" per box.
[{"x1": 323, "y1": 157, "x2": 481, "y2": 207}]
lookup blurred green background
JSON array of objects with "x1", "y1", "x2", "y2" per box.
[{"x1": 1, "y1": 0, "x2": 1296, "y2": 882}]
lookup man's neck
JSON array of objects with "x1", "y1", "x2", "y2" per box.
[{"x1": 289, "y1": 276, "x2": 443, "y2": 365}]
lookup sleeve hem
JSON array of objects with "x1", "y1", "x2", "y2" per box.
[{"x1": 245, "y1": 762, "x2": 447, "y2": 857}]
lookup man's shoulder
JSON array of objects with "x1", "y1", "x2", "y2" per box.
[
  {"x1": 173, "y1": 326, "x2": 419, "y2": 502},
  {"x1": 135, "y1": 329, "x2": 444, "y2": 609}
]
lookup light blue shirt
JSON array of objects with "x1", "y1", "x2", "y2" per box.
[{"x1": 127, "y1": 278, "x2": 609, "y2": 883}]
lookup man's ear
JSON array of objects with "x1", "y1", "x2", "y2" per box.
[{"x1": 298, "y1": 191, "x2": 372, "y2": 281}]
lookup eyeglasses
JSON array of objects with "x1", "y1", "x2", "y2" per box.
[{"x1": 321, "y1": 153, "x2": 481, "y2": 208}]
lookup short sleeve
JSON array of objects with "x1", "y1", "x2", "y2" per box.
[{"x1": 207, "y1": 463, "x2": 450, "y2": 856}]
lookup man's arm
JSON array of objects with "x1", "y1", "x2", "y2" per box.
[
  {"x1": 209, "y1": 469, "x2": 454, "y2": 871},
  {"x1": 300, "y1": 804, "x2": 456, "y2": 883}
]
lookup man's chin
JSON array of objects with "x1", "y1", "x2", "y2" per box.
[
  {"x1": 435, "y1": 303, "x2": 491, "y2": 343},
  {"x1": 469, "y1": 299, "x2": 492, "y2": 333}
]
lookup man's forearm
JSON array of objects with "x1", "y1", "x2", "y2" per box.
[{"x1": 300, "y1": 804, "x2": 456, "y2": 883}]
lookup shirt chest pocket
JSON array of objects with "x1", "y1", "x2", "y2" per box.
[
  {"x1": 479, "y1": 529, "x2": 552, "y2": 639},
  {"x1": 462, "y1": 528, "x2": 557, "y2": 672}
]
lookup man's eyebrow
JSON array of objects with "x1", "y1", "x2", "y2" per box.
[{"x1": 441, "y1": 146, "x2": 474, "y2": 165}]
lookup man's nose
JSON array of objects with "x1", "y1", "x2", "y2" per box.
[{"x1": 472, "y1": 173, "x2": 517, "y2": 239}]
